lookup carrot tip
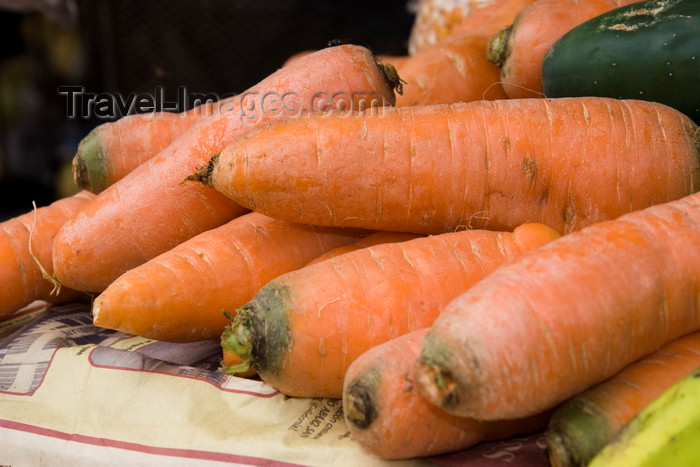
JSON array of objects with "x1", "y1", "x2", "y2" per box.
[
  {"x1": 486, "y1": 26, "x2": 511, "y2": 68},
  {"x1": 374, "y1": 56, "x2": 405, "y2": 97},
  {"x1": 220, "y1": 315, "x2": 252, "y2": 368},
  {"x1": 545, "y1": 399, "x2": 616, "y2": 467},
  {"x1": 415, "y1": 358, "x2": 462, "y2": 413},
  {"x1": 344, "y1": 379, "x2": 379, "y2": 430},
  {"x1": 73, "y1": 129, "x2": 107, "y2": 194},
  {"x1": 184, "y1": 153, "x2": 219, "y2": 187}
]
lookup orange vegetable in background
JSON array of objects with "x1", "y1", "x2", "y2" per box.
[
  {"x1": 415, "y1": 190, "x2": 700, "y2": 421},
  {"x1": 344, "y1": 328, "x2": 551, "y2": 459},
  {"x1": 396, "y1": 0, "x2": 535, "y2": 106},
  {"x1": 92, "y1": 211, "x2": 366, "y2": 342},
  {"x1": 0, "y1": 191, "x2": 94, "y2": 318},
  {"x1": 221, "y1": 223, "x2": 561, "y2": 398},
  {"x1": 51, "y1": 44, "x2": 401, "y2": 293},
  {"x1": 197, "y1": 97, "x2": 700, "y2": 236},
  {"x1": 408, "y1": 0, "x2": 497, "y2": 54},
  {"x1": 487, "y1": 0, "x2": 640, "y2": 98}
]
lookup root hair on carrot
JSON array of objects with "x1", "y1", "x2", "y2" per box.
[
  {"x1": 465, "y1": 210, "x2": 490, "y2": 229},
  {"x1": 28, "y1": 201, "x2": 63, "y2": 296},
  {"x1": 494, "y1": 81, "x2": 546, "y2": 97}
]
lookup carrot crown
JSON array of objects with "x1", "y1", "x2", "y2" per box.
[
  {"x1": 545, "y1": 398, "x2": 617, "y2": 467},
  {"x1": 344, "y1": 369, "x2": 381, "y2": 430},
  {"x1": 73, "y1": 129, "x2": 106, "y2": 193},
  {"x1": 185, "y1": 153, "x2": 219, "y2": 188},
  {"x1": 220, "y1": 283, "x2": 292, "y2": 377},
  {"x1": 220, "y1": 308, "x2": 254, "y2": 374},
  {"x1": 486, "y1": 26, "x2": 512, "y2": 67},
  {"x1": 374, "y1": 57, "x2": 405, "y2": 96}
]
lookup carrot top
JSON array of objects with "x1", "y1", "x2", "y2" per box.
[{"x1": 221, "y1": 287, "x2": 289, "y2": 375}]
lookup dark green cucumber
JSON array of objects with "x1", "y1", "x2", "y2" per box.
[{"x1": 541, "y1": 0, "x2": 700, "y2": 123}]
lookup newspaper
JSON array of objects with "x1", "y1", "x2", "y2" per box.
[{"x1": 0, "y1": 302, "x2": 549, "y2": 467}]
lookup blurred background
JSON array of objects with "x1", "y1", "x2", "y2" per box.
[{"x1": 0, "y1": 0, "x2": 415, "y2": 221}]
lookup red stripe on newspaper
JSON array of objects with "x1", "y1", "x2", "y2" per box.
[{"x1": 0, "y1": 419, "x2": 308, "y2": 466}]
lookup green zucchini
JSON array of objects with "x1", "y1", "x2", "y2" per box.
[{"x1": 541, "y1": 0, "x2": 700, "y2": 124}]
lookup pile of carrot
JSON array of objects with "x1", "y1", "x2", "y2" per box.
[{"x1": 3, "y1": 0, "x2": 700, "y2": 462}]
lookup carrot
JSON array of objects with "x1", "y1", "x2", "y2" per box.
[
  {"x1": 486, "y1": 0, "x2": 641, "y2": 98},
  {"x1": 51, "y1": 44, "x2": 401, "y2": 293},
  {"x1": 408, "y1": 0, "x2": 498, "y2": 54},
  {"x1": 221, "y1": 222, "x2": 561, "y2": 398},
  {"x1": 91, "y1": 211, "x2": 366, "y2": 342},
  {"x1": 304, "y1": 230, "x2": 422, "y2": 267},
  {"x1": 0, "y1": 190, "x2": 94, "y2": 318},
  {"x1": 546, "y1": 330, "x2": 700, "y2": 467},
  {"x1": 396, "y1": 33, "x2": 506, "y2": 106},
  {"x1": 73, "y1": 100, "x2": 220, "y2": 194},
  {"x1": 222, "y1": 233, "x2": 414, "y2": 378},
  {"x1": 344, "y1": 328, "x2": 551, "y2": 459},
  {"x1": 445, "y1": 0, "x2": 530, "y2": 37},
  {"x1": 196, "y1": 97, "x2": 700, "y2": 236},
  {"x1": 396, "y1": 0, "x2": 535, "y2": 106},
  {"x1": 414, "y1": 190, "x2": 700, "y2": 422}
]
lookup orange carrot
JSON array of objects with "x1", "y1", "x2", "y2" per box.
[
  {"x1": 0, "y1": 191, "x2": 94, "y2": 318},
  {"x1": 91, "y1": 211, "x2": 366, "y2": 342},
  {"x1": 408, "y1": 0, "x2": 499, "y2": 54},
  {"x1": 546, "y1": 330, "x2": 700, "y2": 467},
  {"x1": 396, "y1": 0, "x2": 535, "y2": 106},
  {"x1": 396, "y1": 32, "x2": 507, "y2": 106},
  {"x1": 486, "y1": 0, "x2": 640, "y2": 98},
  {"x1": 304, "y1": 230, "x2": 422, "y2": 267},
  {"x1": 51, "y1": 44, "x2": 401, "y2": 293},
  {"x1": 414, "y1": 190, "x2": 700, "y2": 421},
  {"x1": 446, "y1": 0, "x2": 530, "y2": 37},
  {"x1": 221, "y1": 223, "x2": 561, "y2": 398},
  {"x1": 344, "y1": 328, "x2": 551, "y2": 459},
  {"x1": 73, "y1": 101, "x2": 220, "y2": 194},
  {"x1": 197, "y1": 97, "x2": 700, "y2": 236}
]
